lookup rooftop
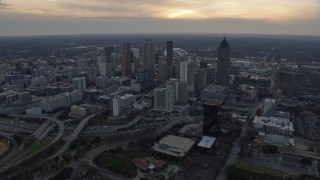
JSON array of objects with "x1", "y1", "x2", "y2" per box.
[
  {"x1": 197, "y1": 136, "x2": 216, "y2": 149},
  {"x1": 153, "y1": 135, "x2": 195, "y2": 158}
]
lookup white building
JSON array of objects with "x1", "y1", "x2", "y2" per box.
[
  {"x1": 154, "y1": 88, "x2": 174, "y2": 113},
  {"x1": 131, "y1": 48, "x2": 140, "y2": 58},
  {"x1": 180, "y1": 61, "x2": 194, "y2": 93},
  {"x1": 40, "y1": 90, "x2": 82, "y2": 112},
  {"x1": 72, "y1": 77, "x2": 86, "y2": 93},
  {"x1": 112, "y1": 94, "x2": 135, "y2": 116},
  {"x1": 166, "y1": 79, "x2": 188, "y2": 104},
  {"x1": 253, "y1": 116, "x2": 294, "y2": 136},
  {"x1": 97, "y1": 55, "x2": 107, "y2": 77}
]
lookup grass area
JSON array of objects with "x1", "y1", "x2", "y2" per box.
[
  {"x1": 50, "y1": 167, "x2": 74, "y2": 180},
  {"x1": 18, "y1": 138, "x2": 51, "y2": 158},
  {"x1": 0, "y1": 141, "x2": 8, "y2": 156},
  {"x1": 228, "y1": 160, "x2": 297, "y2": 180},
  {"x1": 282, "y1": 155, "x2": 302, "y2": 165},
  {"x1": 93, "y1": 148, "x2": 141, "y2": 178}
]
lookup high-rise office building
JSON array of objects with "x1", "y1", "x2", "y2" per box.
[
  {"x1": 167, "y1": 41, "x2": 173, "y2": 66},
  {"x1": 143, "y1": 39, "x2": 155, "y2": 79},
  {"x1": 207, "y1": 67, "x2": 215, "y2": 84},
  {"x1": 159, "y1": 63, "x2": 169, "y2": 83},
  {"x1": 195, "y1": 68, "x2": 208, "y2": 92},
  {"x1": 180, "y1": 61, "x2": 195, "y2": 93},
  {"x1": 199, "y1": 60, "x2": 207, "y2": 69},
  {"x1": 203, "y1": 102, "x2": 221, "y2": 134},
  {"x1": 154, "y1": 88, "x2": 174, "y2": 113},
  {"x1": 122, "y1": 43, "x2": 132, "y2": 77},
  {"x1": 166, "y1": 79, "x2": 188, "y2": 105},
  {"x1": 97, "y1": 55, "x2": 107, "y2": 77},
  {"x1": 105, "y1": 46, "x2": 114, "y2": 77},
  {"x1": 216, "y1": 37, "x2": 230, "y2": 86},
  {"x1": 72, "y1": 77, "x2": 86, "y2": 93},
  {"x1": 278, "y1": 70, "x2": 304, "y2": 97}
]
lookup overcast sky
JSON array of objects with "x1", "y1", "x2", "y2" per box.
[{"x1": 0, "y1": 0, "x2": 320, "y2": 36}]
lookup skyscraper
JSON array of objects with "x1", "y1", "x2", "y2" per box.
[
  {"x1": 278, "y1": 70, "x2": 304, "y2": 97},
  {"x1": 97, "y1": 55, "x2": 107, "y2": 76},
  {"x1": 121, "y1": 43, "x2": 132, "y2": 77},
  {"x1": 166, "y1": 79, "x2": 188, "y2": 105},
  {"x1": 167, "y1": 41, "x2": 173, "y2": 66},
  {"x1": 159, "y1": 63, "x2": 169, "y2": 83},
  {"x1": 105, "y1": 46, "x2": 114, "y2": 77},
  {"x1": 195, "y1": 68, "x2": 208, "y2": 92},
  {"x1": 216, "y1": 37, "x2": 230, "y2": 86},
  {"x1": 72, "y1": 77, "x2": 86, "y2": 93},
  {"x1": 143, "y1": 39, "x2": 155, "y2": 79},
  {"x1": 154, "y1": 88, "x2": 174, "y2": 113},
  {"x1": 180, "y1": 61, "x2": 195, "y2": 93}
]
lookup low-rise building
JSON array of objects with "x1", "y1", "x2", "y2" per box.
[
  {"x1": 40, "y1": 90, "x2": 82, "y2": 112},
  {"x1": 69, "y1": 105, "x2": 87, "y2": 118},
  {"x1": 253, "y1": 116, "x2": 294, "y2": 136},
  {"x1": 112, "y1": 94, "x2": 135, "y2": 116},
  {"x1": 200, "y1": 84, "x2": 228, "y2": 102},
  {"x1": 26, "y1": 108, "x2": 42, "y2": 116},
  {"x1": 152, "y1": 135, "x2": 195, "y2": 158}
]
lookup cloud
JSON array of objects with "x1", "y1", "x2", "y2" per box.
[
  {"x1": 0, "y1": 0, "x2": 10, "y2": 9},
  {"x1": 2, "y1": 0, "x2": 319, "y2": 22}
]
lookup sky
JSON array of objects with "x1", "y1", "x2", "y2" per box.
[{"x1": 0, "y1": 0, "x2": 320, "y2": 36}]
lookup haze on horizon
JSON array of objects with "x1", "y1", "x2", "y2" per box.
[{"x1": 0, "y1": 0, "x2": 319, "y2": 36}]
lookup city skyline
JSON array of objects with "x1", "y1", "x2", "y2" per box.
[{"x1": 0, "y1": 0, "x2": 319, "y2": 36}]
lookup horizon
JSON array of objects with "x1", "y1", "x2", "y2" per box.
[{"x1": 0, "y1": 0, "x2": 319, "y2": 36}]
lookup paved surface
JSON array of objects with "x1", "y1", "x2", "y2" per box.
[
  {"x1": 0, "y1": 133, "x2": 18, "y2": 167},
  {"x1": 215, "y1": 102, "x2": 263, "y2": 180},
  {"x1": 45, "y1": 113, "x2": 96, "y2": 161},
  {"x1": 0, "y1": 114, "x2": 64, "y2": 172}
]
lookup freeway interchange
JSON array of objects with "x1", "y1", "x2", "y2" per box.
[{"x1": 0, "y1": 111, "x2": 197, "y2": 179}]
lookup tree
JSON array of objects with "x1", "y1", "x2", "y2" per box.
[
  {"x1": 69, "y1": 140, "x2": 77, "y2": 150},
  {"x1": 256, "y1": 108, "x2": 263, "y2": 116},
  {"x1": 54, "y1": 156, "x2": 60, "y2": 162},
  {"x1": 92, "y1": 136, "x2": 101, "y2": 144}
]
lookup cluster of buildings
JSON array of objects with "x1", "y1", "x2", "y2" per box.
[{"x1": 253, "y1": 98, "x2": 294, "y2": 147}]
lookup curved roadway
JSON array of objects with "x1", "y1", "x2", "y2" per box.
[{"x1": 0, "y1": 114, "x2": 64, "y2": 172}]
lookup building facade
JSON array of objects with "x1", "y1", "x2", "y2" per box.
[
  {"x1": 143, "y1": 39, "x2": 155, "y2": 79},
  {"x1": 122, "y1": 43, "x2": 132, "y2": 77},
  {"x1": 72, "y1": 77, "x2": 86, "y2": 93},
  {"x1": 216, "y1": 37, "x2": 230, "y2": 86},
  {"x1": 154, "y1": 88, "x2": 174, "y2": 113}
]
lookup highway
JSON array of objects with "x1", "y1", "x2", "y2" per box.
[
  {"x1": 0, "y1": 133, "x2": 18, "y2": 167},
  {"x1": 0, "y1": 114, "x2": 64, "y2": 172},
  {"x1": 111, "y1": 115, "x2": 143, "y2": 130},
  {"x1": 45, "y1": 113, "x2": 96, "y2": 161}
]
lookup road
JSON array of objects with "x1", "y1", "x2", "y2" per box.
[
  {"x1": 216, "y1": 102, "x2": 263, "y2": 180},
  {"x1": 45, "y1": 113, "x2": 96, "y2": 161},
  {"x1": 112, "y1": 115, "x2": 143, "y2": 130},
  {"x1": 0, "y1": 133, "x2": 18, "y2": 167},
  {"x1": 0, "y1": 114, "x2": 64, "y2": 172}
]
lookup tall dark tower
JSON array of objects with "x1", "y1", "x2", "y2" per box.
[
  {"x1": 167, "y1": 41, "x2": 173, "y2": 66},
  {"x1": 122, "y1": 43, "x2": 132, "y2": 77},
  {"x1": 143, "y1": 39, "x2": 155, "y2": 79},
  {"x1": 105, "y1": 46, "x2": 114, "y2": 77},
  {"x1": 216, "y1": 37, "x2": 230, "y2": 86}
]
